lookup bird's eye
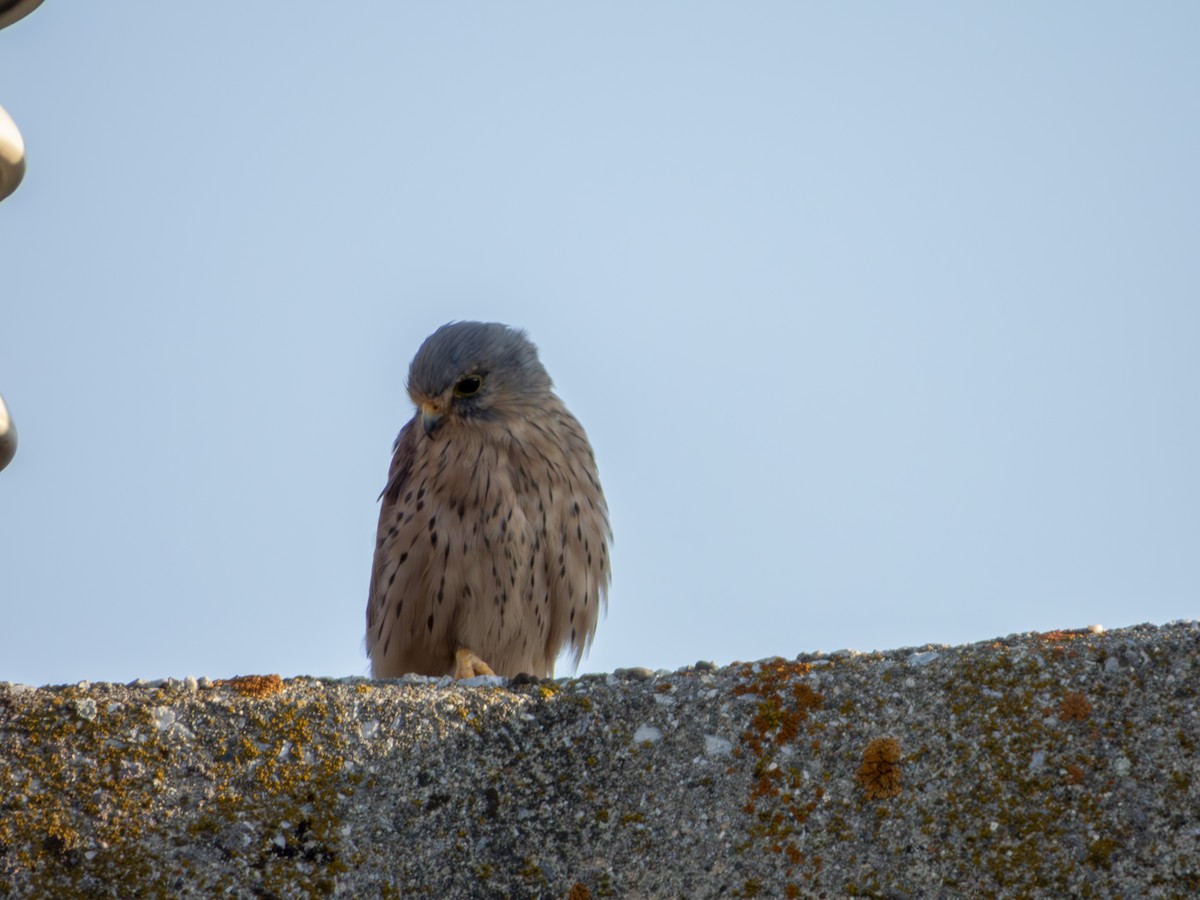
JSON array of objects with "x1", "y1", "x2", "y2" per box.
[{"x1": 454, "y1": 375, "x2": 484, "y2": 397}]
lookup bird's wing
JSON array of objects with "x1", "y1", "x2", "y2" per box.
[{"x1": 366, "y1": 418, "x2": 419, "y2": 631}]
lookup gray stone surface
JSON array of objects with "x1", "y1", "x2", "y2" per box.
[{"x1": 2, "y1": 622, "x2": 1198, "y2": 898}]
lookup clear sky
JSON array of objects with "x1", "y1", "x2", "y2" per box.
[{"x1": 1, "y1": 3, "x2": 1197, "y2": 687}]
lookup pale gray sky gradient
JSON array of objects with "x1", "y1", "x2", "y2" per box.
[{"x1": 1, "y1": 2, "x2": 1197, "y2": 686}]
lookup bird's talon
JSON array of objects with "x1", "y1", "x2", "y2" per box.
[{"x1": 454, "y1": 647, "x2": 497, "y2": 679}]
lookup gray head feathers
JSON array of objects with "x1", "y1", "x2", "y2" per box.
[{"x1": 407, "y1": 321, "x2": 553, "y2": 402}]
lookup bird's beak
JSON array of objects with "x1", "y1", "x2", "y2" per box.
[{"x1": 420, "y1": 401, "x2": 444, "y2": 436}]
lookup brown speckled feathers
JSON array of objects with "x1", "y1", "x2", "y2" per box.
[{"x1": 366, "y1": 322, "x2": 610, "y2": 678}]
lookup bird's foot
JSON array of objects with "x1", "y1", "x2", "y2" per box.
[{"x1": 454, "y1": 647, "x2": 497, "y2": 680}]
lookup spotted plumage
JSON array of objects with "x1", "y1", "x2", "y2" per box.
[{"x1": 366, "y1": 322, "x2": 610, "y2": 679}]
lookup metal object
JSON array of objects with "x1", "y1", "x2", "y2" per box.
[
  {"x1": 0, "y1": 393, "x2": 16, "y2": 472},
  {"x1": 0, "y1": 103, "x2": 24, "y2": 202},
  {"x1": 1, "y1": 1, "x2": 40, "y2": 464},
  {"x1": 1, "y1": 0, "x2": 43, "y2": 200},
  {"x1": 0, "y1": 1, "x2": 45, "y2": 31}
]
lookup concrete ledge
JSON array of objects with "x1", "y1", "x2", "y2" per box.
[{"x1": 2, "y1": 621, "x2": 1198, "y2": 897}]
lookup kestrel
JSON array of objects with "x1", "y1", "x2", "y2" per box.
[{"x1": 366, "y1": 322, "x2": 611, "y2": 680}]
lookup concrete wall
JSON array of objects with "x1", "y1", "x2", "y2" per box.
[{"x1": 2, "y1": 621, "x2": 1197, "y2": 897}]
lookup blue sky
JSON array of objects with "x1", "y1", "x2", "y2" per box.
[{"x1": 1, "y1": 3, "x2": 1197, "y2": 686}]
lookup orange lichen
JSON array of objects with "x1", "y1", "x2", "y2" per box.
[
  {"x1": 216, "y1": 674, "x2": 285, "y2": 699},
  {"x1": 738, "y1": 662, "x2": 825, "y2": 756},
  {"x1": 1038, "y1": 630, "x2": 1091, "y2": 659},
  {"x1": 857, "y1": 737, "x2": 902, "y2": 799},
  {"x1": 1059, "y1": 692, "x2": 1092, "y2": 722},
  {"x1": 731, "y1": 657, "x2": 829, "y2": 893},
  {"x1": 1038, "y1": 629, "x2": 1089, "y2": 643},
  {"x1": 566, "y1": 882, "x2": 591, "y2": 900},
  {"x1": 732, "y1": 658, "x2": 816, "y2": 698},
  {"x1": 1064, "y1": 764, "x2": 1086, "y2": 785}
]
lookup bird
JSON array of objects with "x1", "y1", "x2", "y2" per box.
[{"x1": 366, "y1": 322, "x2": 610, "y2": 680}]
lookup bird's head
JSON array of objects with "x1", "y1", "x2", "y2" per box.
[{"x1": 406, "y1": 321, "x2": 553, "y2": 437}]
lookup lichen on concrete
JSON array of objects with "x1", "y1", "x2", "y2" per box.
[{"x1": 1, "y1": 621, "x2": 1198, "y2": 897}]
